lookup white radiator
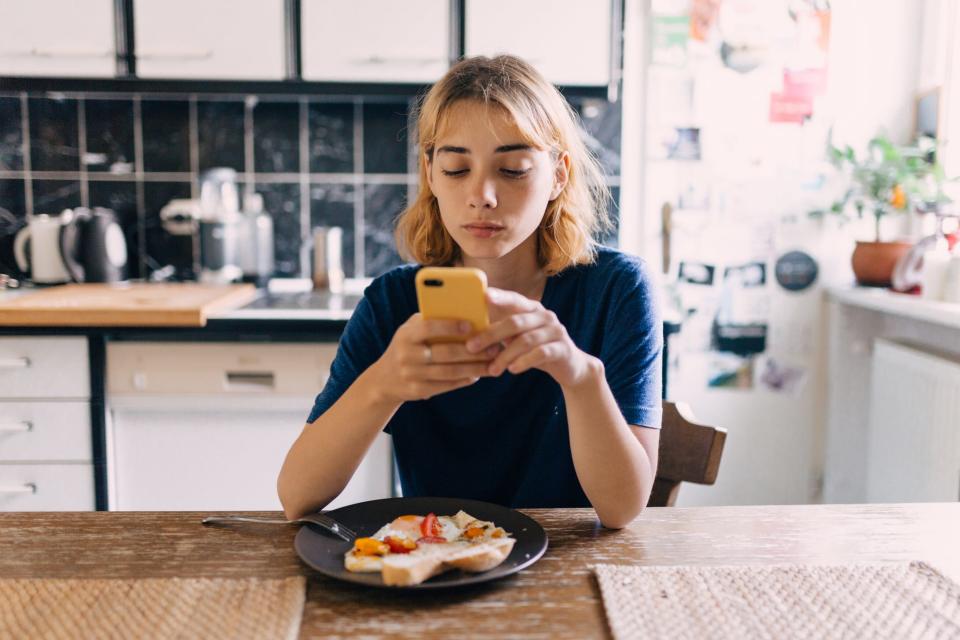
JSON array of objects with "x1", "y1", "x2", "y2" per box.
[{"x1": 866, "y1": 339, "x2": 960, "y2": 502}]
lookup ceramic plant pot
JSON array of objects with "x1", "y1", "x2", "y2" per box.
[{"x1": 851, "y1": 240, "x2": 912, "y2": 287}]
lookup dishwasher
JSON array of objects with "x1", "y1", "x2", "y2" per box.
[{"x1": 106, "y1": 341, "x2": 393, "y2": 511}]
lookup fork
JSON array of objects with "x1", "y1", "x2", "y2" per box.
[{"x1": 201, "y1": 512, "x2": 358, "y2": 542}]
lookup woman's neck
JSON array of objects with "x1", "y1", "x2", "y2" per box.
[{"x1": 459, "y1": 233, "x2": 547, "y2": 301}]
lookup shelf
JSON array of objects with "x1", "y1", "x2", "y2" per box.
[{"x1": 826, "y1": 285, "x2": 960, "y2": 330}]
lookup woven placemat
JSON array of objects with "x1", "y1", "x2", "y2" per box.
[
  {"x1": 0, "y1": 576, "x2": 305, "y2": 640},
  {"x1": 594, "y1": 561, "x2": 960, "y2": 640}
]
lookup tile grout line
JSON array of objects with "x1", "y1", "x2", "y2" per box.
[
  {"x1": 133, "y1": 95, "x2": 147, "y2": 276},
  {"x1": 20, "y1": 93, "x2": 32, "y2": 217},
  {"x1": 354, "y1": 98, "x2": 364, "y2": 277},
  {"x1": 299, "y1": 96, "x2": 310, "y2": 278},
  {"x1": 77, "y1": 98, "x2": 89, "y2": 208},
  {"x1": 0, "y1": 170, "x2": 411, "y2": 183},
  {"x1": 188, "y1": 96, "x2": 199, "y2": 199},
  {"x1": 244, "y1": 96, "x2": 255, "y2": 194}
]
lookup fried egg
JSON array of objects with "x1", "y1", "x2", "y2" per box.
[{"x1": 371, "y1": 514, "x2": 463, "y2": 543}]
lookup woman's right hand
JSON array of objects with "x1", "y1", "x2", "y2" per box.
[{"x1": 370, "y1": 313, "x2": 498, "y2": 404}]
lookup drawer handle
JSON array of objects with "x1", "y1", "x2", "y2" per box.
[
  {"x1": 0, "y1": 421, "x2": 32, "y2": 433},
  {"x1": 225, "y1": 371, "x2": 275, "y2": 391},
  {"x1": 0, "y1": 483, "x2": 36, "y2": 495},
  {"x1": 0, "y1": 357, "x2": 30, "y2": 369}
]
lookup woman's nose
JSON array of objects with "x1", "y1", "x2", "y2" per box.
[{"x1": 467, "y1": 174, "x2": 497, "y2": 209}]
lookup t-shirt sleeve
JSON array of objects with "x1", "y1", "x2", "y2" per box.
[
  {"x1": 599, "y1": 257, "x2": 663, "y2": 428},
  {"x1": 305, "y1": 284, "x2": 392, "y2": 425}
]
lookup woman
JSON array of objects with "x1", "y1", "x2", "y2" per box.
[{"x1": 278, "y1": 55, "x2": 662, "y2": 528}]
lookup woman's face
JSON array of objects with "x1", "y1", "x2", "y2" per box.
[{"x1": 425, "y1": 100, "x2": 567, "y2": 261}]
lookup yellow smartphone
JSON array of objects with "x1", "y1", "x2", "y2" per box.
[{"x1": 415, "y1": 266, "x2": 490, "y2": 344}]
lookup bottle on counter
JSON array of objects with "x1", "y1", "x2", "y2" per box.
[
  {"x1": 237, "y1": 193, "x2": 275, "y2": 286},
  {"x1": 921, "y1": 234, "x2": 951, "y2": 301},
  {"x1": 313, "y1": 226, "x2": 344, "y2": 294}
]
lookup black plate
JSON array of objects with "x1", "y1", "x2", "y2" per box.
[{"x1": 294, "y1": 497, "x2": 548, "y2": 589}]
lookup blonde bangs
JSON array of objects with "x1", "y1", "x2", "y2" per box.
[{"x1": 395, "y1": 55, "x2": 611, "y2": 273}]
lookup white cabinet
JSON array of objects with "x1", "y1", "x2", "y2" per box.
[
  {"x1": 465, "y1": 0, "x2": 612, "y2": 86},
  {"x1": 0, "y1": 464, "x2": 95, "y2": 511},
  {"x1": 0, "y1": 337, "x2": 89, "y2": 399},
  {"x1": 0, "y1": 337, "x2": 94, "y2": 512},
  {"x1": 134, "y1": 0, "x2": 285, "y2": 80},
  {"x1": 106, "y1": 342, "x2": 393, "y2": 511},
  {"x1": 301, "y1": 0, "x2": 449, "y2": 83},
  {"x1": 866, "y1": 340, "x2": 960, "y2": 502},
  {"x1": 0, "y1": 1, "x2": 115, "y2": 77}
]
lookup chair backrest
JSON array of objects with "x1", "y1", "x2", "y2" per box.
[{"x1": 648, "y1": 401, "x2": 727, "y2": 507}]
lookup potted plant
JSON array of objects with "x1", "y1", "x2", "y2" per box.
[{"x1": 811, "y1": 134, "x2": 948, "y2": 286}]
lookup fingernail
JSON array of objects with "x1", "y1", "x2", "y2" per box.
[
  {"x1": 488, "y1": 364, "x2": 499, "y2": 376},
  {"x1": 466, "y1": 339, "x2": 480, "y2": 352},
  {"x1": 458, "y1": 321, "x2": 471, "y2": 334}
]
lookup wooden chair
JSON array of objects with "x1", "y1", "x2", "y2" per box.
[{"x1": 648, "y1": 401, "x2": 727, "y2": 507}]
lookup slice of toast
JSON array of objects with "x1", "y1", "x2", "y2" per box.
[
  {"x1": 380, "y1": 542, "x2": 467, "y2": 586},
  {"x1": 379, "y1": 538, "x2": 517, "y2": 586},
  {"x1": 444, "y1": 537, "x2": 516, "y2": 573}
]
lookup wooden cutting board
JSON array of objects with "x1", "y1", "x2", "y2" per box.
[{"x1": 0, "y1": 283, "x2": 257, "y2": 327}]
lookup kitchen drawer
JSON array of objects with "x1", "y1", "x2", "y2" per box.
[
  {"x1": 0, "y1": 337, "x2": 90, "y2": 399},
  {"x1": 0, "y1": 464, "x2": 95, "y2": 511},
  {"x1": 0, "y1": 401, "x2": 92, "y2": 462},
  {"x1": 108, "y1": 342, "x2": 337, "y2": 396}
]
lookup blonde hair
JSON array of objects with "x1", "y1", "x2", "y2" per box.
[{"x1": 395, "y1": 55, "x2": 611, "y2": 275}]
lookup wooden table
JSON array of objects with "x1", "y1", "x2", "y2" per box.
[{"x1": 2, "y1": 503, "x2": 959, "y2": 639}]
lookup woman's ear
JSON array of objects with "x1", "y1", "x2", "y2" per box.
[{"x1": 549, "y1": 152, "x2": 570, "y2": 201}]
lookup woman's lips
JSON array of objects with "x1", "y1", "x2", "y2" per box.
[{"x1": 463, "y1": 223, "x2": 504, "y2": 239}]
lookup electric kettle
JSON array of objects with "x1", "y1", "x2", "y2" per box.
[
  {"x1": 13, "y1": 211, "x2": 72, "y2": 285},
  {"x1": 59, "y1": 207, "x2": 128, "y2": 283}
]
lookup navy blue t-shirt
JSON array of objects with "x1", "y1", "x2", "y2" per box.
[{"x1": 306, "y1": 246, "x2": 663, "y2": 508}]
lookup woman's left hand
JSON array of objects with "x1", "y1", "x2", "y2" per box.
[{"x1": 465, "y1": 287, "x2": 600, "y2": 389}]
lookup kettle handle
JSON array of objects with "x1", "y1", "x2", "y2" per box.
[
  {"x1": 59, "y1": 217, "x2": 85, "y2": 282},
  {"x1": 13, "y1": 226, "x2": 31, "y2": 273}
]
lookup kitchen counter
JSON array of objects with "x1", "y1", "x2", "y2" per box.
[
  {"x1": 826, "y1": 285, "x2": 960, "y2": 330},
  {"x1": 210, "y1": 290, "x2": 363, "y2": 322},
  {"x1": 2, "y1": 503, "x2": 958, "y2": 638}
]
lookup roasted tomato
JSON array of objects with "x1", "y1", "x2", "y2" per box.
[
  {"x1": 464, "y1": 526, "x2": 485, "y2": 540},
  {"x1": 420, "y1": 512, "x2": 442, "y2": 538},
  {"x1": 383, "y1": 536, "x2": 417, "y2": 554},
  {"x1": 353, "y1": 538, "x2": 389, "y2": 556}
]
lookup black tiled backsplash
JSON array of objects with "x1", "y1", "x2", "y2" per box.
[
  {"x1": 362, "y1": 103, "x2": 410, "y2": 174},
  {"x1": 32, "y1": 179, "x2": 81, "y2": 212},
  {"x1": 84, "y1": 99, "x2": 136, "y2": 174},
  {"x1": 29, "y1": 97, "x2": 79, "y2": 172},
  {"x1": 0, "y1": 91, "x2": 621, "y2": 280},
  {"x1": 0, "y1": 179, "x2": 25, "y2": 217},
  {"x1": 0, "y1": 97, "x2": 23, "y2": 171},
  {"x1": 308, "y1": 103, "x2": 353, "y2": 174},
  {"x1": 253, "y1": 101, "x2": 300, "y2": 174},
  {"x1": 197, "y1": 100, "x2": 245, "y2": 172},
  {"x1": 141, "y1": 99, "x2": 190, "y2": 173},
  {"x1": 364, "y1": 183, "x2": 408, "y2": 277}
]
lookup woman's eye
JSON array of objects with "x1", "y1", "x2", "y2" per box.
[
  {"x1": 501, "y1": 168, "x2": 530, "y2": 178},
  {"x1": 441, "y1": 168, "x2": 468, "y2": 177}
]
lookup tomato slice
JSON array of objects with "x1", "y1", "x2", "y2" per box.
[
  {"x1": 420, "y1": 512, "x2": 442, "y2": 538},
  {"x1": 416, "y1": 536, "x2": 447, "y2": 544},
  {"x1": 383, "y1": 536, "x2": 417, "y2": 554}
]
